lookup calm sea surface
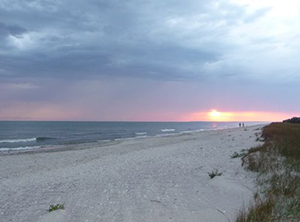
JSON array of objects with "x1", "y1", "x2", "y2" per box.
[{"x1": 0, "y1": 121, "x2": 262, "y2": 152}]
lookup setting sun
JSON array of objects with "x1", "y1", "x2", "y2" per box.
[
  {"x1": 207, "y1": 110, "x2": 232, "y2": 121},
  {"x1": 209, "y1": 110, "x2": 221, "y2": 117},
  {"x1": 185, "y1": 110, "x2": 297, "y2": 122}
]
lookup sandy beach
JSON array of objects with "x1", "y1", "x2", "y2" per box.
[{"x1": 0, "y1": 125, "x2": 264, "y2": 222}]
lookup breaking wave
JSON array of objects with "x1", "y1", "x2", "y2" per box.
[
  {"x1": 0, "y1": 146, "x2": 40, "y2": 151},
  {"x1": 36, "y1": 137, "x2": 56, "y2": 142},
  {"x1": 160, "y1": 129, "x2": 175, "y2": 132},
  {"x1": 0, "y1": 138, "x2": 36, "y2": 143},
  {"x1": 0, "y1": 137, "x2": 55, "y2": 143}
]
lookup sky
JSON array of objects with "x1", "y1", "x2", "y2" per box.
[{"x1": 0, "y1": 0, "x2": 300, "y2": 121}]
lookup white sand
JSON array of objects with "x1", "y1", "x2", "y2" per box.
[{"x1": 0, "y1": 125, "x2": 264, "y2": 222}]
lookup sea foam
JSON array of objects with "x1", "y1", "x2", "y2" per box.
[
  {"x1": 0, "y1": 138, "x2": 36, "y2": 143},
  {"x1": 160, "y1": 129, "x2": 175, "y2": 132},
  {"x1": 0, "y1": 146, "x2": 40, "y2": 151},
  {"x1": 135, "y1": 132, "x2": 147, "y2": 135}
]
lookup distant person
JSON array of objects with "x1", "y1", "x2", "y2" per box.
[
  {"x1": 239, "y1": 123, "x2": 241, "y2": 127},
  {"x1": 242, "y1": 123, "x2": 245, "y2": 127}
]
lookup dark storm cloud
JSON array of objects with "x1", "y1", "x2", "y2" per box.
[
  {"x1": 0, "y1": 22, "x2": 27, "y2": 38},
  {"x1": 2, "y1": 0, "x2": 300, "y2": 121},
  {"x1": 0, "y1": 0, "x2": 270, "y2": 81}
]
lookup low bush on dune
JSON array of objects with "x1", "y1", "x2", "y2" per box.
[
  {"x1": 236, "y1": 122, "x2": 300, "y2": 222},
  {"x1": 283, "y1": 117, "x2": 300, "y2": 124},
  {"x1": 208, "y1": 169, "x2": 223, "y2": 179},
  {"x1": 231, "y1": 149, "x2": 248, "y2": 159},
  {"x1": 48, "y1": 203, "x2": 65, "y2": 212}
]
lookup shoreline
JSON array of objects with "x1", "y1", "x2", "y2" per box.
[
  {"x1": 0, "y1": 124, "x2": 265, "y2": 156},
  {"x1": 0, "y1": 124, "x2": 265, "y2": 222}
]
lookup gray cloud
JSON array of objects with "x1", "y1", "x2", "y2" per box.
[
  {"x1": 0, "y1": 22, "x2": 27, "y2": 38},
  {"x1": 0, "y1": 0, "x2": 271, "y2": 81},
  {"x1": 1, "y1": 0, "x2": 300, "y2": 120}
]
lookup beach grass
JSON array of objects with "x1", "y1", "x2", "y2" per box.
[{"x1": 236, "y1": 122, "x2": 300, "y2": 221}]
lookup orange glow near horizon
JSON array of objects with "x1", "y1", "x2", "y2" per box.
[
  {"x1": 185, "y1": 109, "x2": 297, "y2": 122},
  {"x1": 208, "y1": 110, "x2": 232, "y2": 121},
  {"x1": 209, "y1": 110, "x2": 221, "y2": 118}
]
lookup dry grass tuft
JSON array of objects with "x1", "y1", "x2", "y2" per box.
[{"x1": 236, "y1": 123, "x2": 300, "y2": 222}]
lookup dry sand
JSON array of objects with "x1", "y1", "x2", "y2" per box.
[{"x1": 0, "y1": 125, "x2": 264, "y2": 222}]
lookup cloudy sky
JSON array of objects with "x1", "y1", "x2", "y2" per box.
[{"x1": 1, "y1": 0, "x2": 300, "y2": 121}]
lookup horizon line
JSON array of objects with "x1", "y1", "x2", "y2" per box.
[{"x1": 0, "y1": 119, "x2": 271, "y2": 123}]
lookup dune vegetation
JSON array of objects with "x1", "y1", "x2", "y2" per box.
[{"x1": 236, "y1": 122, "x2": 300, "y2": 222}]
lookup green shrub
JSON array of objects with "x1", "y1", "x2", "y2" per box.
[
  {"x1": 231, "y1": 150, "x2": 248, "y2": 159},
  {"x1": 48, "y1": 203, "x2": 65, "y2": 212},
  {"x1": 208, "y1": 169, "x2": 223, "y2": 179}
]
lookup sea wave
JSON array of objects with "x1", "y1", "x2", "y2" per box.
[
  {"x1": 179, "y1": 129, "x2": 206, "y2": 134},
  {"x1": 36, "y1": 137, "x2": 56, "y2": 142},
  {"x1": 160, "y1": 129, "x2": 175, "y2": 132},
  {"x1": 0, "y1": 137, "x2": 56, "y2": 144},
  {"x1": 0, "y1": 138, "x2": 36, "y2": 143},
  {"x1": 134, "y1": 136, "x2": 148, "y2": 139},
  {"x1": 115, "y1": 135, "x2": 148, "y2": 141},
  {"x1": 98, "y1": 139, "x2": 111, "y2": 143},
  {"x1": 156, "y1": 133, "x2": 178, "y2": 137},
  {"x1": 135, "y1": 132, "x2": 147, "y2": 135},
  {"x1": 0, "y1": 146, "x2": 40, "y2": 151}
]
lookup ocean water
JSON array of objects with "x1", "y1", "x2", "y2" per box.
[{"x1": 0, "y1": 121, "x2": 262, "y2": 152}]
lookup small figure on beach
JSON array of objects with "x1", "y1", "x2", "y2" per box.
[
  {"x1": 242, "y1": 123, "x2": 245, "y2": 127},
  {"x1": 239, "y1": 123, "x2": 241, "y2": 127}
]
